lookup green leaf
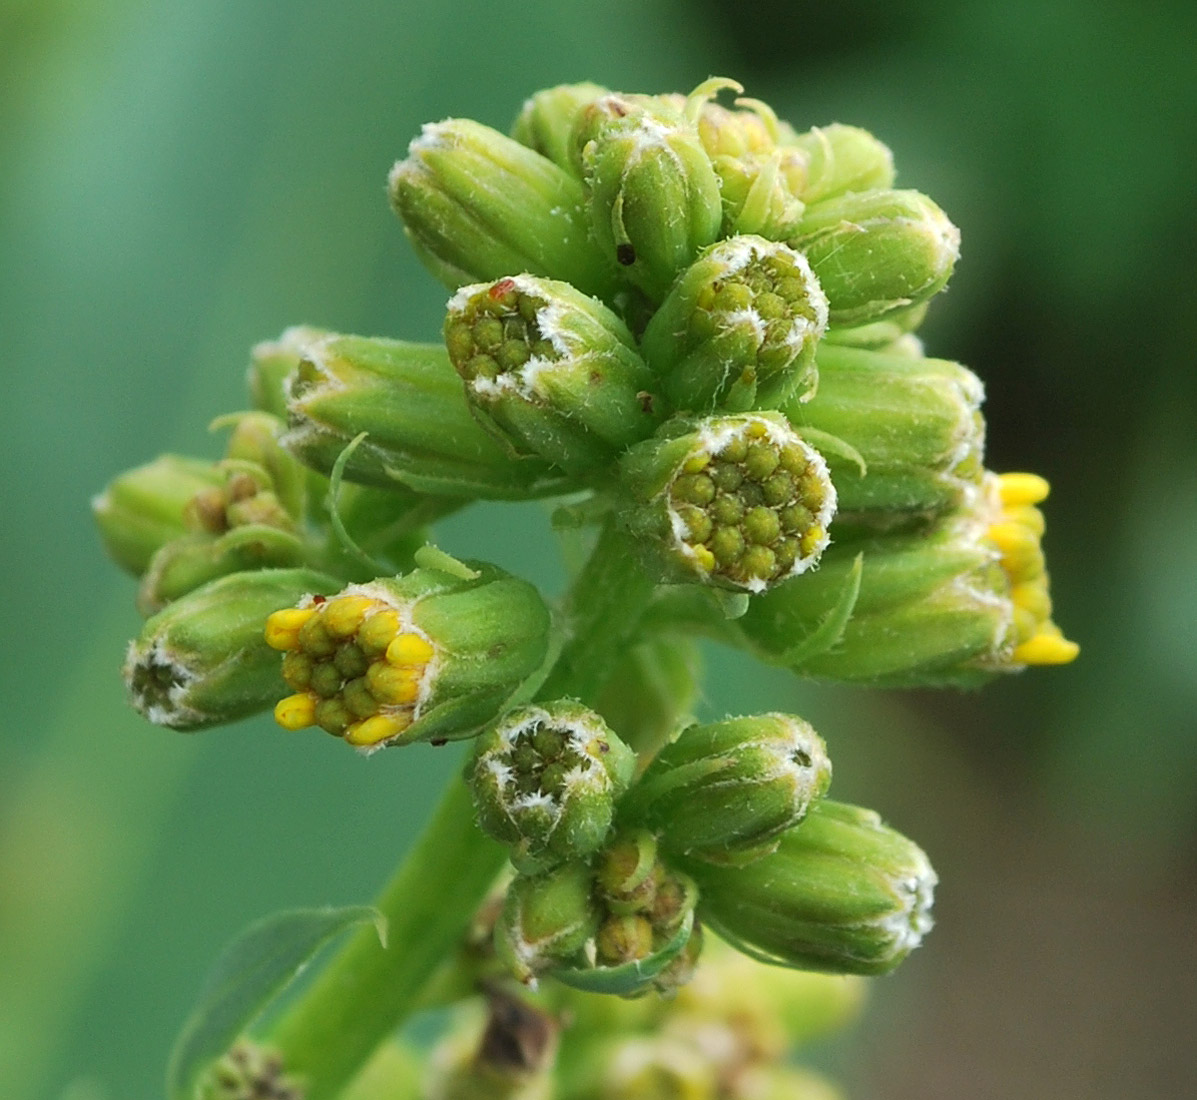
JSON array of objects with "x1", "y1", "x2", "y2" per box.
[{"x1": 166, "y1": 905, "x2": 385, "y2": 1100}]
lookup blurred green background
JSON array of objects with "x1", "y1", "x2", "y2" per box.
[{"x1": 2, "y1": 0, "x2": 1195, "y2": 1097}]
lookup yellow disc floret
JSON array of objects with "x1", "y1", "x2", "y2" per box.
[
  {"x1": 989, "y1": 473, "x2": 1079, "y2": 667},
  {"x1": 264, "y1": 589, "x2": 436, "y2": 749}
]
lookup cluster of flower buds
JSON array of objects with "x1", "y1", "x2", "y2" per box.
[{"x1": 95, "y1": 79, "x2": 1081, "y2": 1080}]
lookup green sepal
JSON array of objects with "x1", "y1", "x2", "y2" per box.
[
  {"x1": 389, "y1": 118, "x2": 619, "y2": 300},
  {"x1": 551, "y1": 910, "x2": 694, "y2": 996}
]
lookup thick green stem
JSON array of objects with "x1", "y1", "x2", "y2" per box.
[
  {"x1": 268, "y1": 778, "x2": 504, "y2": 1100},
  {"x1": 266, "y1": 514, "x2": 654, "y2": 1099}
]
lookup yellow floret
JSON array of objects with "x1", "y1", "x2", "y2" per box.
[
  {"x1": 345, "y1": 713, "x2": 411, "y2": 748},
  {"x1": 274, "y1": 693, "x2": 317, "y2": 730},
  {"x1": 264, "y1": 607, "x2": 316, "y2": 651},
  {"x1": 997, "y1": 472, "x2": 1050, "y2": 506},
  {"x1": 1012, "y1": 632, "x2": 1080, "y2": 666},
  {"x1": 386, "y1": 631, "x2": 435, "y2": 667},
  {"x1": 322, "y1": 595, "x2": 374, "y2": 638}
]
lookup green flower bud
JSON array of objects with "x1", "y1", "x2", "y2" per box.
[
  {"x1": 619, "y1": 413, "x2": 836, "y2": 593},
  {"x1": 781, "y1": 123, "x2": 896, "y2": 204},
  {"x1": 790, "y1": 189, "x2": 961, "y2": 327},
  {"x1": 389, "y1": 119, "x2": 618, "y2": 300},
  {"x1": 822, "y1": 302, "x2": 928, "y2": 350},
  {"x1": 712, "y1": 147, "x2": 809, "y2": 240},
  {"x1": 621, "y1": 714, "x2": 831, "y2": 863},
  {"x1": 199, "y1": 1041, "x2": 301, "y2": 1100},
  {"x1": 137, "y1": 526, "x2": 309, "y2": 616},
  {"x1": 785, "y1": 343, "x2": 985, "y2": 521},
  {"x1": 283, "y1": 333, "x2": 570, "y2": 499},
  {"x1": 469, "y1": 701, "x2": 636, "y2": 873},
  {"x1": 219, "y1": 411, "x2": 308, "y2": 523},
  {"x1": 124, "y1": 567, "x2": 342, "y2": 731},
  {"x1": 510, "y1": 82, "x2": 610, "y2": 175},
  {"x1": 737, "y1": 473, "x2": 1079, "y2": 685},
  {"x1": 264, "y1": 561, "x2": 551, "y2": 750},
  {"x1": 93, "y1": 455, "x2": 225, "y2": 576},
  {"x1": 577, "y1": 93, "x2": 723, "y2": 301},
  {"x1": 248, "y1": 325, "x2": 327, "y2": 419},
  {"x1": 495, "y1": 863, "x2": 602, "y2": 984},
  {"x1": 554, "y1": 1035, "x2": 719, "y2": 1100},
  {"x1": 640, "y1": 236, "x2": 828, "y2": 413},
  {"x1": 686, "y1": 800, "x2": 937, "y2": 976},
  {"x1": 444, "y1": 276, "x2": 664, "y2": 475}
]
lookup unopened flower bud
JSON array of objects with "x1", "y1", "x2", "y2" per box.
[
  {"x1": 785, "y1": 342, "x2": 985, "y2": 521},
  {"x1": 791, "y1": 189, "x2": 960, "y2": 327},
  {"x1": 248, "y1": 326, "x2": 327, "y2": 419},
  {"x1": 389, "y1": 119, "x2": 617, "y2": 299},
  {"x1": 577, "y1": 92, "x2": 723, "y2": 301},
  {"x1": 781, "y1": 123, "x2": 895, "y2": 203},
  {"x1": 511, "y1": 82, "x2": 610, "y2": 174},
  {"x1": 264, "y1": 561, "x2": 550, "y2": 750},
  {"x1": 137, "y1": 527, "x2": 309, "y2": 616},
  {"x1": 496, "y1": 863, "x2": 601, "y2": 984},
  {"x1": 445, "y1": 276, "x2": 663, "y2": 475},
  {"x1": 713, "y1": 146, "x2": 809, "y2": 240},
  {"x1": 555, "y1": 1035, "x2": 719, "y2": 1100},
  {"x1": 620, "y1": 413, "x2": 836, "y2": 592},
  {"x1": 469, "y1": 701, "x2": 636, "y2": 873},
  {"x1": 621, "y1": 714, "x2": 831, "y2": 863},
  {"x1": 93, "y1": 455, "x2": 225, "y2": 576},
  {"x1": 124, "y1": 568, "x2": 342, "y2": 731},
  {"x1": 640, "y1": 236, "x2": 827, "y2": 413},
  {"x1": 738, "y1": 472, "x2": 1078, "y2": 684},
  {"x1": 686, "y1": 800, "x2": 937, "y2": 976},
  {"x1": 284, "y1": 333, "x2": 569, "y2": 499}
]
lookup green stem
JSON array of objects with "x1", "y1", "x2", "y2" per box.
[
  {"x1": 267, "y1": 514, "x2": 655, "y2": 1099},
  {"x1": 268, "y1": 778, "x2": 505, "y2": 1100}
]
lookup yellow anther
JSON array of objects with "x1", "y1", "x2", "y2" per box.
[
  {"x1": 386, "y1": 631, "x2": 435, "y2": 667},
  {"x1": 274, "y1": 692, "x2": 317, "y2": 730},
  {"x1": 357, "y1": 609, "x2": 401, "y2": 655},
  {"x1": 998, "y1": 472, "x2": 1050, "y2": 506},
  {"x1": 692, "y1": 545, "x2": 716, "y2": 573},
  {"x1": 1011, "y1": 582, "x2": 1052, "y2": 620},
  {"x1": 264, "y1": 608, "x2": 316, "y2": 651},
  {"x1": 1002, "y1": 504, "x2": 1046, "y2": 537},
  {"x1": 682, "y1": 452, "x2": 711, "y2": 474},
  {"x1": 366, "y1": 663, "x2": 422, "y2": 705},
  {"x1": 745, "y1": 420, "x2": 768, "y2": 438},
  {"x1": 322, "y1": 595, "x2": 374, "y2": 639},
  {"x1": 987, "y1": 522, "x2": 1039, "y2": 558},
  {"x1": 1012, "y1": 632, "x2": 1080, "y2": 666},
  {"x1": 345, "y1": 712, "x2": 411, "y2": 748}
]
